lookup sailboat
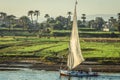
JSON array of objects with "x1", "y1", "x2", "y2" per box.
[{"x1": 60, "y1": 1, "x2": 98, "y2": 77}]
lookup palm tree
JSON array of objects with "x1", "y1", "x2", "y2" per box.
[
  {"x1": 6, "y1": 15, "x2": 16, "y2": 30},
  {"x1": 0, "y1": 12, "x2": 7, "y2": 19},
  {"x1": 28, "y1": 10, "x2": 34, "y2": 24},
  {"x1": 0, "y1": 12, "x2": 7, "y2": 25},
  {"x1": 117, "y1": 13, "x2": 120, "y2": 32},
  {"x1": 67, "y1": 12, "x2": 72, "y2": 21},
  {"x1": 67, "y1": 12, "x2": 72, "y2": 27},
  {"x1": 19, "y1": 16, "x2": 30, "y2": 30},
  {"x1": 44, "y1": 14, "x2": 50, "y2": 28},
  {"x1": 81, "y1": 14, "x2": 86, "y2": 23},
  {"x1": 45, "y1": 14, "x2": 50, "y2": 21},
  {"x1": 2, "y1": 13, "x2": 7, "y2": 19},
  {"x1": 44, "y1": 14, "x2": 51, "y2": 38},
  {"x1": 88, "y1": 20, "x2": 95, "y2": 29},
  {"x1": 118, "y1": 13, "x2": 120, "y2": 20},
  {"x1": 95, "y1": 17, "x2": 104, "y2": 30},
  {"x1": 67, "y1": 12, "x2": 72, "y2": 17},
  {"x1": 34, "y1": 10, "x2": 40, "y2": 23},
  {"x1": 109, "y1": 17, "x2": 117, "y2": 28},
  {"x1": 33, "y1": 10, "x2": 40, "y2": 38}
]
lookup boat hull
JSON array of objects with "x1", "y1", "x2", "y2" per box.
[{"x1": 60, "y1": 70, "x2": 98, "y2": 77}]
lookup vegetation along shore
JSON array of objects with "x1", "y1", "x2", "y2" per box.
[{"x1": 0, "y1": 36, "x2": 120, "y2": 72}]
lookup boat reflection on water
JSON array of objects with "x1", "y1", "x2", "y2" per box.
[
  {"x1": 59, "y1": 76, "x2": 71, "y2": 80},
  {"x1": 59, "y1": 72, "x2": 120, "y2": 80}
]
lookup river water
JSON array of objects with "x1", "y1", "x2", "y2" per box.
[{"x1": 0, "y1": 69, "x2": 120, "y2": 80}]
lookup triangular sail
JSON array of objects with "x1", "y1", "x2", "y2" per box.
[{"x1": 67, "y1": 1, "x2": 84, "y2": 70}]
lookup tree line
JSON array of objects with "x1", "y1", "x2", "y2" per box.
[{"x1": 0, "y1": 11, "x2": 120, "y2": 33}]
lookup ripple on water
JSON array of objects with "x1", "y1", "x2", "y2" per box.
[{"x1": 0, "y1": 70, "x2": 120, "y2": 80}]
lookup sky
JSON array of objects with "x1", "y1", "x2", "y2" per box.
[{"x1": 0, "y1": 0, "x2": 120, "y2": 21}]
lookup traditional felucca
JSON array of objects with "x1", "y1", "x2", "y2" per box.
[{"x1": 60, "y1": 1, "x2": 98, "y2": 77}]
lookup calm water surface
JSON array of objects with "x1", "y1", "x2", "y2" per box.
[{"x1": 0, "y1": 69, "x2": 120, "y2": 80}]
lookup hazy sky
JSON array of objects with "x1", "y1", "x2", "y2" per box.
[{"x1": 0, "y1": 0, "x2": 120, "y2": 21}]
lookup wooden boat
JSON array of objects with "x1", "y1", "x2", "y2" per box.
[
  {"x1": 60, "y1": 70, "x2": 98, "y2": 77},
  {"x1": 60, "y1": 0, "x2": 98, "y2": 77}
]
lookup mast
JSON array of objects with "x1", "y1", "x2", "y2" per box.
[{"x1": 67, "y1": 0, "x2": 84, "y2": 70}]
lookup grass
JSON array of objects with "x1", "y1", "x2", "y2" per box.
[
  {"x1": 81, "y1": 42, "x2": 120, "y2": 58},
  {"x1": 0, "y1": 37, "x2": 17, "y2": 45},
  {"x1": 38, "y1": 42, "x2": 68, "y2": 57},
  {"x1": 0, "y1": 36, "x2": 120, "y2": 61}
]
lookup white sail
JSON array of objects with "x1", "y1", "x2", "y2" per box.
[{"x1": 67, "y1": 1, "x2": 84, "y2": 70}]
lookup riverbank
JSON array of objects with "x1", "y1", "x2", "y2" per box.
[{"x1": 0, "y1": 61, "x2": 120, "y2": 73}]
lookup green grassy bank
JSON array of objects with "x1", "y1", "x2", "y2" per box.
[{"x1": 0, "y1": 36, "x2": 120, "y2": 64}]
